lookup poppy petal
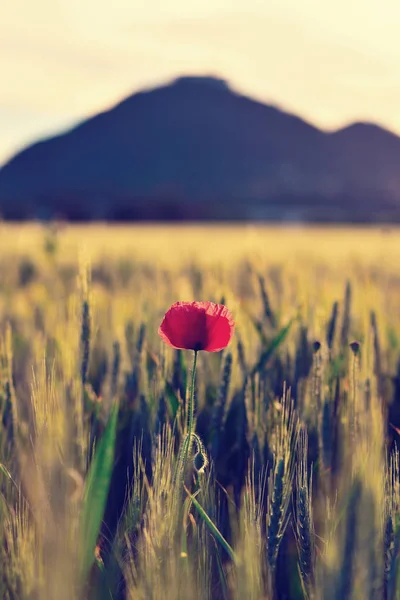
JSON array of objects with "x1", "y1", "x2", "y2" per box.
[
  {"x1": 158, "y1": 302, "x2": 207, "y2": 350},
  {"x1": 158, "y1": 301, "x2": 234, "y2": 352},
  {"x1": 203, "y1": 303, "x2": 235, "y2": 352}
]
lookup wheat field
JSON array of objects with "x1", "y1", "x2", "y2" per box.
[{"x1": 0, "y1": 223, "x2": 400, "y2": 600}]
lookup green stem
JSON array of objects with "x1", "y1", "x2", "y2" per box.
[
  {"x1": 173, "y1": 350, "x2": 198, "y2": 513},
  {"x1": 187, "y1": 350, "x2": 198, "y2": 439},
  {"x1": 351, "y1": 352, "x2": 358, "y2": 446}
]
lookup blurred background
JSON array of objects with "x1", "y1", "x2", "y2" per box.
[{"x1": 1, "y1": 0, "x2": 400, "y2": 222}]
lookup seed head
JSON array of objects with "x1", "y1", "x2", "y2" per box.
[
  {"x1": 349, "y1": 340, "x2": 360, "y2": 355},
  {"x1": 313, "y1": 340, "x2": 321, "y2": 354}
]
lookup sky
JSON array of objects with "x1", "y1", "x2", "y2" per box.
[{"x1": 1, "y1": 0, "x2": 400, "y2": 165}]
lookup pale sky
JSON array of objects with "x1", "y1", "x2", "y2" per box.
[{"x1": 1, "y1": 0, "x2": 400, "y2": 165}]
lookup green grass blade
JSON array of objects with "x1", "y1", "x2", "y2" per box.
[
  {"x1": 80, "y1": 400, "x2": 119, "y2": 584},
  {"x1": 213, "y1": 539, "x2": 229, "y2": 599},
  {"x1": 185, "y1": 486, "x2": 238, "y2": 564},
  {"x1": 251, "y1": 319, "x2": 294, "y2": 376},
  {"x1": 393, "y1": 516, "x2": 400, "y2": 600},
  {"x1": 248, "y1": 313, "x2": 269, "y2": 347},
  {"x1": 165, "y1": 381, "x2": 180, "y2": 419},
  {"x1": 0, "y1": 463, "x2": 13, "y2": 480}
]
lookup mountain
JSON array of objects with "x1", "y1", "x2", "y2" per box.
[{"x1": 1, "y1": 75, "x2": 400, "y2": 222}]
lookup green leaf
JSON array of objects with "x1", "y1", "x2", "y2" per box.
[
  {"x1": 251, "y1": 319, "x2": 294, "y2": 376},
  {"x1": 80, "y1": 400, "x2": 119, "y2": 585},
  {"x1": 185, "y1": 486, "x2": 238, "y2": 564}
]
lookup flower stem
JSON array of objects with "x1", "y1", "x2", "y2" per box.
[
  {"x1": 187, "y1": 350, "x2": 198, "y2": 439},
  {"x1": 173, "y1": 350, "x2": 198, "y2": 511}
]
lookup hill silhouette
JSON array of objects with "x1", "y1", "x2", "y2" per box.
[{"x1": 1, "y1": 75, "x2": 400, "y2": 222}]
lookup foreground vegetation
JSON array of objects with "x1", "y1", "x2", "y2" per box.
[{"x1": 1, "y1": 223, "x2": 400, "y2": 599}]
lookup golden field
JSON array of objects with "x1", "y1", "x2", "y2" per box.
[{"x1": 0, "y1": 223, "x2": 399, "y2": 600}]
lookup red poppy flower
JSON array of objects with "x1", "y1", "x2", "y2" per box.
[{"x1": 158, "y1": 301, "x2": 235, "y2": 352}]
